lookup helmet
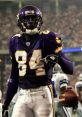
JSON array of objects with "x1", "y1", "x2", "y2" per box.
[
  {"x1": 17, "y1": 5, "x2": 43, "y2": 34},
  {"x1": 78, "y1": 73, "x2": 82, "y2": 81},
  {"x1": 75, "y1": 81, "x2": 82, "y2": 96},
  {"x1": 52, "y1": 73, "x2": 69, "y2": 95}
]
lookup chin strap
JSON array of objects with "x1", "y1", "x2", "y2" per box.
[{"x1": 25, "y1": 28, "x2": 40, "y2": 35}]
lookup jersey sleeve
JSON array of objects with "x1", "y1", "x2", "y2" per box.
[
  {"x1": 48, "y1": 32, "x2": 74, "y2": 74},
  {"x1": 48, "y1": 31, "x2": 63, "y2": 54},
  {"x1": 9, "y1": 36, "x2": 15, "y2": 57},
  {"x1": 58, "y1": 52, "x2": 74, "y2": 74},
  {"x1": 9, "y1": 36, "x2": 19, "y2": 78},
  {"x1": 3, "y1": 37, "x2": 19, "y2": 109}
]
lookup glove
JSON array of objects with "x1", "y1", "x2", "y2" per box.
[
  {"x1": 59, "y1": 86, "x2": 78, "y2": 109},
  {"x1": 2, "y1": 105, "x2": 8, "y2": 117},
  {"x1": 41, "y1": 54, "x2": 58, "y2": 67}
]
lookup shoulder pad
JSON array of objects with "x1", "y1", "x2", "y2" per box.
[
  {"x1": 56, "y1": 37, "x2": 62, "y2": 44},
  {"x1": 40, "y1": 30, "x2": 50, "y2": 34},
  {"x1": 12, "y1": 34, "x2": 21, "y2": 38},
  {"x1": 55, "y1": 33, "x2": 62, "y2": 44}
]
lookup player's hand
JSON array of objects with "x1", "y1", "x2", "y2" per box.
[
  {"x1": 2, "y1": 105, "x2": 8, "y2": 117},
  {"x1": 41, "y1": 54, "x2": 58, "y2": 67}
]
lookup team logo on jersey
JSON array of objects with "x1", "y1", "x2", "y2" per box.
[
  {"x1": 26, "y1": 42, "x2": 30, "y2": 46},
  {"x1": 56, "y1": 37, "x2": 61, "y2": 44}
]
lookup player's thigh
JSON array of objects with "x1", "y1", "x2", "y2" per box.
[
  {"x1": 11, "y1": 100, "x2": 34, "y2": 117},
  {"x1": 11, "y1": 100, "x2": 26, "y2": 117},
  {"x1": 35, "y1": 103, "x2": 54, "y2": 117},
  {"x1": 11, "y1": 94, "x2": 33, "y2": 117},
  {"x1": 34, "y1": 86, "x2": 54, "y2": 117}
]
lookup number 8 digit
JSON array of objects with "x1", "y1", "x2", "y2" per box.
[{"x1": 15, "y1": 51, "x2": 27, "y2": 76}]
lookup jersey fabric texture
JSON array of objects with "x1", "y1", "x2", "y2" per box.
[{"x1": 3, "y1": 31, "x2": 73, "y2": 110}]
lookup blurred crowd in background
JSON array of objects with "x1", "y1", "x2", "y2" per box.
[
  {"x1": 0, "y1": 0, "x2": 82, "y2": 98},
  {"x1": 0, "y1": 0, "x2": 82, "y2": 50}
]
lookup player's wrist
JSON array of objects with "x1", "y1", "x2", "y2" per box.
[
  {"x1": 2, "y1": 105, "x2": 9, "y2": 117},
  {"x1": 2, "y1": 104, "x2": 8, "y2": 111}
]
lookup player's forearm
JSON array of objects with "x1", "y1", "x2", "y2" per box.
[
  {"x1": 58, "y1": 52, "x2": 74, "y2": 74},
  {"x1": 3, "y1": 79, "x2": 18, "y2": 109}
]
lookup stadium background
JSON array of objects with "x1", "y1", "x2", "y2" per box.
[{"x1": 0, "y1": 0, "x2": 82, "y2": 99}]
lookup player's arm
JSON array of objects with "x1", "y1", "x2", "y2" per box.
[
  {"x1": 54, "y1": 33, "x2": 74, "y2": 74},
  {"x1": 42, "y1": 32, "x2": 74, "y2": 74},
  {"x1": 3, "y1": 37, "x2": 19, "y2": 116},
  {"x1": 3, "y1": 56, "x2": 19, "y2": 108},
  {"x1": 57, "y1": 52, "x2": 74, "y2": 74},
  {"x1": 3, "y1": 56, "x2": 19, "y2": 115},
  {"x1": 53, "y1": 33, "x2": 74, "y2": 75}
]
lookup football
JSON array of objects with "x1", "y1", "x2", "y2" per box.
[{"x1": 59, "y1": 87, "x2": 78, "y2": 108}]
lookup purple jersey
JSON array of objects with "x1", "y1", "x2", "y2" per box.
[
  {"x1": 9, "y1": 31, "x2": 62, "y2": 89},
  {"x1": 3, "y1": 31, "x2": 73, "y2": 109}
]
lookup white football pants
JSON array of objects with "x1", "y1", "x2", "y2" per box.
[{"x1": 11, "y1": 85, "x2": 54, "y2": 117}]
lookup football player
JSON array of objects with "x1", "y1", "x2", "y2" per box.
[
  {"x1": 3, "y1": 5, "x2": 74, "y2": 117},
  {"x1": 52, "y1": 72, "x2": 78, "y2": 117},
  {"x1": 78, "y1": 73, "x2": 82, "y2": 81},
  {"x1": 52, "y1": 72, "x2": 70, "y2": 117},
  {"x1": 52, "y1": 71, "x2": 69, "y2": 97},
  {"x1": 75, "y1": 74, "x2": 82, "y2": 116}
]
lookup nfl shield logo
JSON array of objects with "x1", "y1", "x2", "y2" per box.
[{"x1": 26, "y1": 42, "x2": 30, "y2": 46}]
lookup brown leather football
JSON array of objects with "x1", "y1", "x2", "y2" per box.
[{"x1": 59, "y1": 87, "x2": 78, "y2": 108}]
